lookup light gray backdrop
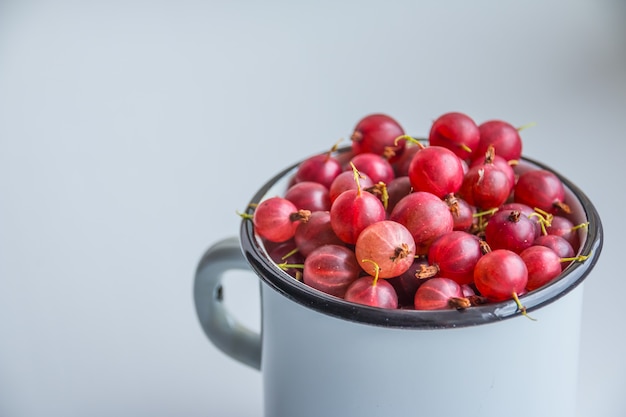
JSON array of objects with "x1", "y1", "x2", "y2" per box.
[{"x1": 1, "y1": 1, "x2": 625, "y2": 416}]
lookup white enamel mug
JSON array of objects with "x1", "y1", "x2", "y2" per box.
[{"x1": 194, "y1": 149, "x2": 603, "y2": 417}]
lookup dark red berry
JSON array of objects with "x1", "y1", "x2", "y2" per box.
[
  {"x1": 428, "y1": 231, "x2": 484, "y2": 286},
  {"x1": 514, "y1": 169, "x2": 570, "y2": 215},
  {"x1": 473, "y1": 249, "x2": 528, "y2": 302},
  {"x1": 389, "y1": 191, "x2": 454, "y2": 255},
  {"x1": 520, "y1": 245, "x2": 562, "y2": 291},
  {"x1": 484, "y1": 209, "x2": 538, "y2": 254},
  {"x1": 428, "y1": 112, "x2": 480, "y2": 160},
  {"x1": 414, "y1": 277, "x2": 469, "y2": 310},
  {"x1": 351, "y1": 113, "x2": 405, "y2": 160},
  {"x1": 348, "y1": 152, "x2": 395, "y2": 185},
  {"x1": 294, "y1": 152, "x2": 343, "y2": 189},
  {"x1": 285, "y1": 181, "x2": 331, "y2": 212},
  {"x1": 294, "y1": 211, "x2": 344, "y2": 257},
  {"x1": 330, "y1": 188, "x2": 386, "y2": 245},
  {"x1": 475, "y1": 119, "x2": 523, "y2": 162}
]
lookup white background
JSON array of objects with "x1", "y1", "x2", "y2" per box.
[{"x1": 1, "y1": 1, "x2": 625, "y2": 416}]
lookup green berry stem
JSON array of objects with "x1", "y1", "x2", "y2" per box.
[
  {"x1": 393, "y1": 134, "x2": 426, "y2": 148},
  {"x1": 512, "y1": 292, "x2": 536, "y2": 321},
  {"x1": 361, "y1": 259, "x2": 381, "y2": 286}
]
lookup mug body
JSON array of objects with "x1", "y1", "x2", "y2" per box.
[{"x1": 260, "y1": 280, "x2": 583, "y2": 417}]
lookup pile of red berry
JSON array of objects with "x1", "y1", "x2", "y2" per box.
[{"x1": 243, "y1": 112, "x2": 590, "y2": 316}]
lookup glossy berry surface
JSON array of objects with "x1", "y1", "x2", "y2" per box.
[
  {"x1": 514, "y1": 169, "x2": 569, "y2": 215},
  {"x1": 303, "y1": 244, "x2": 361, "y2": 298},
  {"x1": 408, "y1": 145, "x2": 464, "y2": 199},
  {"x1": 344, "y1": 274, "x2": 399, "y2": 309},
  {"x1": 474, "y1": 249, "x2": 528, "y2": 302},
  {"x1": 533, "y1": 234, "x2": 575, "y2": 265},
  {"x1": 414, "y1": 277, "x2": 467, "y2": 310},
  {"x1": 329, "y1": 170, "x2": 375, "y2": 203},
  {"x1": 355, "y1": 220, "x2": 416, "y2": 279},
  {"x1": 475, "y1": 119, "x2": 523, "y2": 162},
  {"x1": 389, "y1": 191, "x2": 454, "y2": 255},
  {"x1": 459, "y1": 162, "x2": 512, "y2": 210},
  {"x1": 349, "y1": 152, "x2": 396, "y2": 185},
  {"x1": 428, "y1": 112, "x2": 480, "y2": 160},
  {"x1": 428, "y1": 231, "x2": 484, "y2": 285},
  {"x1": 330, "y1": 189, "x2": 387, "y2": 245},
  {"x1": 484, "y1": 209, "x2": 537, "y2": 254},
  {"x1": 253, "y1": 196, "x2": 308, "y2": 243},
  {"x1": 351, "y1": 113, "x2": 405, "y2": 159},
  {"x1": 285, "y1": 181, "x2": 330, "y2": 212},
  {"x1": 294, "y1": 153, "x2": 343, "y2": 189},
  {"x1": 294, "y1": 211, "x2": 344, "y2": 257},
  {"x1": 520, "y1": 245, "x2": 562, "y2": 291}
]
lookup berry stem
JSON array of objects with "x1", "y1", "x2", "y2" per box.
[
  {"x1": 571, "y1": 221, "x2": 590, "y2": 231},
  {"x1": 324, "y1": 138, "x2": 343, "y2": 160},
  {"x1": 512, "y1": 292, "x2": 536, "y2": 321},
  {"x1": 350, "y1": 162, "x2": 363, "y2": 197},
  {"x1": 516, "y1": 121, "x2": 537, "y2": 131},
  {"x1": 528, "y1": 208, "x2": 553, "y2": 236},
  {"x1": 281, "y1": 247, "x2": 300, "y2": 260},
  {"x1": 276, "y1": 262, "x2": 304, "y2": 271},
  {"x1": 560, "y1": 254, "x2": 590, "y2": 263},
  {"x1": 237, "y1": 211, "x2": 254, "y2": 220},
  {"x1": 473, "y1": 207, "x2": 499, "y2": 218},
  {"x1": 361, "y1": 259, "x2": 381, "y2": 285},
  {"x1": 366, "y1": 182, "x2": 389, "y2": 210},
  {"x1": 507, "y1": 159, "x2": 520, "y2": 167},
  {"x1": 394, "y1": 135, "x2": 426, "y2": 149}
]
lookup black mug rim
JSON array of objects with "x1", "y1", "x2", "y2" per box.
[{"x1": 240, "y1": 147, "x2": 604, "y2": 329}]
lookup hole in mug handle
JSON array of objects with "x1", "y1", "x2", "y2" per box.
[{"x1": 193, "y1": 236, "x2": 262, "y2": 370}]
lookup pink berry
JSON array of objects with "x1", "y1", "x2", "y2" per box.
[
  {"x1": 253, "y1": 197, "x2": 310, "y2": 242},
  {"x1": 355, "y1": 220, "x2": 416, "y2": 279},
  {"x1": 303, "y1": 244, "x2": 361, "y2": 298},
  {"x1": 408, "y1": 145, "x2": 465, "y2": 199}
]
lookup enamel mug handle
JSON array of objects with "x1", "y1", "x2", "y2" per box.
[{"x1": 193, "y1": 237, "x2": 261, "y2": 370}]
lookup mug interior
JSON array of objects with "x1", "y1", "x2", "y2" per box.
[{"x1": 240, "y1": 146, "x2": 603, "y2": 329}]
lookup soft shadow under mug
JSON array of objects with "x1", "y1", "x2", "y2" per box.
[{"x1": 194, "y1": 150, "x2": 602, "y2": 417}]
